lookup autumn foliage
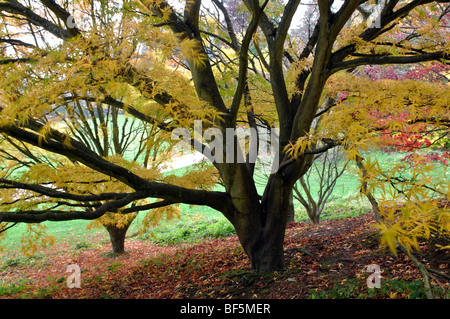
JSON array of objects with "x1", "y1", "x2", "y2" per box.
[{"x1": 0, "y1": 0, "x2": 449, "y2": 295}]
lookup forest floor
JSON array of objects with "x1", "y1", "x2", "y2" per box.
[{"x1": 0, "y1": 212, "x2": 448, "y2": 299}]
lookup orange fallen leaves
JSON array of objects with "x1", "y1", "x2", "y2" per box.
[{"x1": 0, "y1": 213, "x2": 448, "y2": 299}]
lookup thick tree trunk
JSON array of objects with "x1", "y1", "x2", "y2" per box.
[
  {"x1": 105, "y1": 224, "x2": 130, "y2": 254},
  {"x1": 253, "y1": 214, "x2": 289, "y2": 273},
  {"x1": 230, "y1": 174, "x2": 292, "y2": 273},
  {"x1": 234, "y1": 214, "x2": 288, "y2": 273}
]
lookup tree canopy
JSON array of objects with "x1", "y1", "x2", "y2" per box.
[{"x1": 0, "y1": 0, "x2": 449, "y2": 274}]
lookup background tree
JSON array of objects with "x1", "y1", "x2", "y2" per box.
[
  {"x1": 0, "y1": 0, "x2": 449, "y2": 274},
  {"x1": 60, "y1": 98, "x2": 170, "y2": 255},
  {"x1": 293, "y1": 146, "x2": 348, "y2": 223},
  {"x1": 0, "y1": 0, "x2": 215, "y2": 255}
]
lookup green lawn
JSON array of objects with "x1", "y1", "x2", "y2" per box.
[{"x1": 0, "y1": 220, "x2": 104, "y2": 257}]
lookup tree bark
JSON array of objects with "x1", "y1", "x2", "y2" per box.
[
  {"x1": 229, "y1": 173, "x2": 292, "y2": 273},
  {"x1": 105, "y1": 224, "x2": 130, "y2": 254},
  {"x1": 287, "y1": 192, "x2": 295, "y2": 223},
  {"x1": 235, "y1": 215, "x2": 288, "y2": 272},
  {"x1": 307, "y1": 207, "x2": 321, "y2": 224}
]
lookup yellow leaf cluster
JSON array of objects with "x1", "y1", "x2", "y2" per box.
[
  {"x1": 180, "y1": 38, "x2": 207, "y2": 69},
  {"x1": 304, "y1": 72, "x2": 450, "y2": 256},
  {"x1": 317, "y1": 73, "x2": 450, "y2": 152},
  {"x1": 357, "y1": 152, "x2": 450, "y2": 255},
  {"x1": 88, "y1": 210, "x2": 138, "y2": 230},
  {"x1": 19, "y1": 224, "x2": 55, "y2": 257},
  {"x1": 374, "y1": 200, "x2": 450, "y2": 255},
  {"x1": 139, "y1": 204, "x2": 181, "y2": 231}
]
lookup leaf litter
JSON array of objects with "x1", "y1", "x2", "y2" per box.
[{"x1": 0, "y1": 213, "x2": 448, "y2": 299}]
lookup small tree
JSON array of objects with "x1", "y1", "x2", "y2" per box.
[
  {"x1": 293, "y1": 146, "x2": 348, "y2": 223},
  {"x1": 62, "y1": 100, "x2": 169, "y2": 254}
]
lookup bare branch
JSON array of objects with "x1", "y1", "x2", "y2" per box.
[
  {"x1": 0, "y1": 178, "x2": 132, "y2": 202},
  {"x1": 0, "y1": 0, "x2": 73, "y2": 39},
  {"x1": 0, "y1": 191, "x2": 147, "y2": 223},
  {"x1": 330, "y1": 51, "x2": 449, "y2": 74}
]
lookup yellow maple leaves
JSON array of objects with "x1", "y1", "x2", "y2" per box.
[
  {"x1": 373, "y1": 200, "x2": 450, "y2": 256},
  {"x1": 361, "y1": 150, "x2": 450, "y2": 255},
  {"x1": 285, "y1": 70, "x2": 450, "y2": 256},
  {"x1": 19, "y1": 224, "x2": 55, "y2": 257}
]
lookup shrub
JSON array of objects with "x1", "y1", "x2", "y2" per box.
[{"x1": 141, "y1": 215, "x2": 236, "y2": 245}]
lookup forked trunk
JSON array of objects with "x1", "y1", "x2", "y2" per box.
[
  {"x1": 248, "y1": 215, "x2": 288, "y2": 273},
  {"x1": 306, "y1": 207, "x2": 322, "y2": 224},
  {"x1": 231, "y1": 176, "x2": 292, "y2": 273}
]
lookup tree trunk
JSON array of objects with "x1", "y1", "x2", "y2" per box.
[
  {"x1": 249, "y1": 227, "x2": 287, "y2": 273},
  {"x1": 230, "y1": 174, "x2": 291, "y2": 273},
  {"x1": 305, "y1": 205, "x2": 323, "y2": 224},
  {"x1": 105, "y1": 224, "x2": 130, "y2": 254},
  {"x1": 287, "y1": 192, "x2": 295, "y2": 223},
  {"x1": 235, "y1": 213, "x2": 288, "y2": 273}
]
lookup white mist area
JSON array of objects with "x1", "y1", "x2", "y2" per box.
[
  {"x1": 161, "y1": 152, "x2": 207, "y2": 172},
  {"x1": 163, "y1": 125, "x2": 280, "y2": 175}
]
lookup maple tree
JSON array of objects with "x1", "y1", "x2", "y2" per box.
[
  {"x1": 0, "y1": 0, "x2": 449, "y2": 274},
  {"x1": 0, "y1": 0, "x2": 214, "y2": 255},
  {"x1": 343, "y1": 61, "x2": 450, "y2": 298}
]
